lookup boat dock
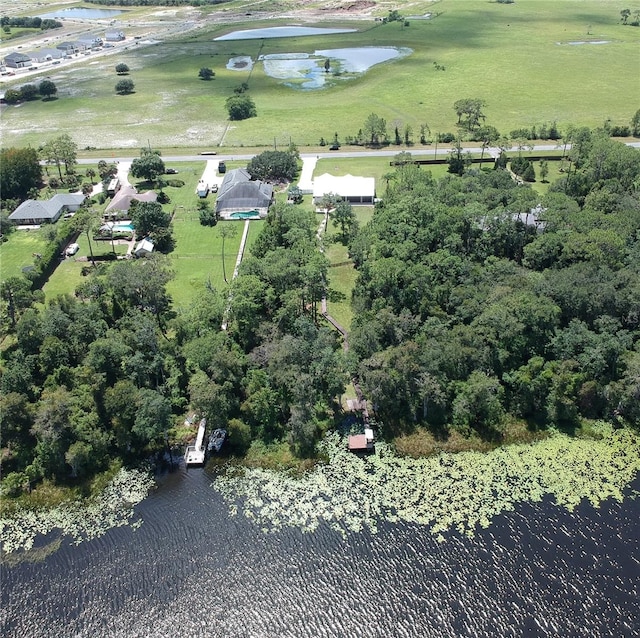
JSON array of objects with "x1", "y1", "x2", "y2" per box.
[{"x1": 185, "y1": 418, "x2": 207, "y2": 465}]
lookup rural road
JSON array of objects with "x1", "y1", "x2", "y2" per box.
[{"x1": 76, "y1": 142, "x2": 640, "y2": 165}]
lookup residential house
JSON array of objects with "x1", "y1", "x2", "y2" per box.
[
  {"x1": 27, "y1": 48, "x2": 65, "y2": 63},
  {"x1": 105, "y1": 31, "x2": 125, "y2": 42},
  {"x1": 105, "y1": 185, "x2": 157, "y2": 213},
  {"x1": 56, "y1": 42, "x2": 81, "y2": 55},
  {"x1": 78, "y1": 36, "x2": 103, "y2": 49},
  {"x1": 9, "y1": 193, "x2": 86, "y2": 225},
  {"x1": 214, "y1": 168, "x2": 273, "y2": 219},
  {"x1": 312, "y1": 173, "x2": 375, "y2": 206},
  {"x1": 4, "y1": 52, "x2": 32, "y2": 69}
]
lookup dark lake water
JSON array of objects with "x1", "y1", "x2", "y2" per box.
[{"x1": 2, "y1": 466, "x2": 639, "y2": 637}]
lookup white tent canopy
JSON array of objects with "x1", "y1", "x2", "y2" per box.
[{"x1": 312, "y1": 173, "x2": 375, "y2": 205}]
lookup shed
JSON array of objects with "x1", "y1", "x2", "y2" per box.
[
  {"x1": 312, "y1": 173, "x2": 375, "y2": 206},
  {"x1": 348, "y1": 427, "x2": 375, "y2": 453},
  {"x1": 133, "y1": 238, "x2": 154, "y2": 258},
  {"x1": 215, "y1": 168, "x2": 273, "y2": 219}
]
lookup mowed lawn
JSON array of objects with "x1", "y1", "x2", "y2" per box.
[
  {"x1": 167, "y1": 209, "x2": 244, "y2": 309},
  {"x1": 324, "y1": 206, "x2": 374, "y2": 330},
  {"x1": 0, "y1": 231, "x2": 48, "y2": 281},
  {"x1": 2, "y1": 0, "x2": 638, "y2": 150}
]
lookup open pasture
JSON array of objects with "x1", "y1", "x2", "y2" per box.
[{"x1": 2, "y1": 1, "x2": 637, "y2": 151}]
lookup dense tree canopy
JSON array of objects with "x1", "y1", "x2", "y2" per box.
[
  {"x1": 130, "y1": 148, "x2": 166, "y2": 185},
  {"x1": 0, "y1": 147, "x2": 42, "y2": 200},
  {"x1": 1, "y1": 131, "x2": 639, "y2": 500},
  {"x1": 246, "y1": 150, "x2": 298, "y2": 182}
]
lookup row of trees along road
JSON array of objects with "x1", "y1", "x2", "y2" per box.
[{"x1": 1, "y1": 130, "x2": 640, "y2": 498}]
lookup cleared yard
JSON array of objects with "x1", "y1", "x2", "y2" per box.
[
  {"x1": 166, "y1": 210, "x2": 243, "y2": 309},
  {"x1": 0, "y1": 231, "x2": 49, "y2": 280},
  {"x1": 324, "y1": 206, "x2": 373, "y2": 330}
]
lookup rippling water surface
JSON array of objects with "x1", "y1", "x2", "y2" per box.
[{"x1": 2, "y1": 468, "x2": 639, "y2": 637}]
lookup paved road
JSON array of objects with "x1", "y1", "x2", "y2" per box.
[{"x1": 76, "y1": 142, "x2": 640, "y2": 165}]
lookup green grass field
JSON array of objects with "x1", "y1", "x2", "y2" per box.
[
  {"x1": 0, "y1": 231, "x2": 48, "y2": 280},
  {"x1": 2, "y1": 1, "x2": 637, "y2": 150},
  {"x1": 324, "y1": 206, "x2": 373, "y2": 330}
]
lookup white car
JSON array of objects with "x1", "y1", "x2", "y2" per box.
[{"x1": 66, "y1": 243, "x2": 79, "y2": 256}]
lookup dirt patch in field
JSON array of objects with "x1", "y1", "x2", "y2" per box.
[{"x1": 321, "y1": 1, "x2": 376, "y2": 12}]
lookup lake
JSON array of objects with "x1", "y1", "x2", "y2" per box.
[
  {"x1": 259, "y1": 46, "x2": 412, "y2": 89},
  {"x1": 2, "y1": 460, "x2": 638, "y2": 637},
  {"x1": 215, "y1": 26, "x2": 357, "y2": 41},
  {"x1": 38, "y1": 8, "x2": 125, "y2": 20}
]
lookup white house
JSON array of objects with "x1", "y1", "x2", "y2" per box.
[{"x1": 312, "y1": 173, "x2": 375, "y2": 206}]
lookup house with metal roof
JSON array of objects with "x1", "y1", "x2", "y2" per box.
[
  {"x1": 215, "y1": 168, "x2": 273, "y2": 220},
  {"x1": 9, "y1": 193, "x2": 86, "y2": 225},
  {"x1": 312, "y1": 173, "x2": 375, "y2": 206},
  {"x1": 4, "y1": 52, "x2": 32, "y2": 68}
]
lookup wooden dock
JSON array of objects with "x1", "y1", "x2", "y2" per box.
[{"x1": 185, "y1": 418, "x2": 206, "y2": 465}]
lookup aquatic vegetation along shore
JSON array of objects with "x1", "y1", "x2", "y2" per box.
[
  {"x1": 0, "y1": 468, "x2": 154, "y2": 555},
  {"x1": 214, "y1": 424, "x2": 640, "y2": 539}
]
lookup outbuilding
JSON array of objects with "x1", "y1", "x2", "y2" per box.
[
  {"x1": 133, "y1": 238, "x2": 154, "y2": 258},
  {"x1": 312, "y1": 173, "x2": 375, "y2": 206},
  {"x1": 348, "y1": 427, "x2": 375, "y2": 453}
]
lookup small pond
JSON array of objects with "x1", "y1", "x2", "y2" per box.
[
  {"x1": 215, "y1": 26, "x2": 357, "y2": 41},
  {"x1": 260, "y1": 46, "x2": 412, "y2": 90},
  {"x1": 226, "y1": 56, "x2": 254, "y2": 71},
  {"x1": 38, "y1": 8, "x2": 125, "y2": 20}
]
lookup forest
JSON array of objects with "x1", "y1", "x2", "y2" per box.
[{"x1": 1, "y1": 130, "x2": 639, "y2": 499}]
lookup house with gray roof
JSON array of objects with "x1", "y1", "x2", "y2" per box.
[
  {"x1": 105, "y1": 185, "x2": 158, "y2": 213},
  {"x1": 4, "y1": 52, "x2": 32, "y2": 68},
  {"x1": 105, "y1": 30, "x2": 125, "y2": 42},
  {"x1": 27, "y1": 48, "x2": 65, "y2": 63},
  {"x1": 9, "y1": 193, "x2": 86, "y2": 225},
  {"x1": 56, "y1": 42, "x2": 82, "y2": 55},
  {"x1": 215, "y1": 168, "x2": 273, "y2": 220}
]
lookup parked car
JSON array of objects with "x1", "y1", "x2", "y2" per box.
[
  {"x1": 218, "y1": 161, "x2": 226, "y2": 174},
  {"x1": 66, "y1": 243, "x2": 79, "y2": 256},
  {"x1": 211, "y1": 183, "x2": 218, "y2": 193},
  {"x1": 165, "y1": 168, "x2": 178, "y2": 174}
]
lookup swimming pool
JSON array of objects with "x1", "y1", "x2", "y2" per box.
[
  {"x1": 230, "y1": 211, "x2": 260, "y2": 219},
  {"x1": 112, "y1": 223, "x2": 134, "y2": 233}
]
